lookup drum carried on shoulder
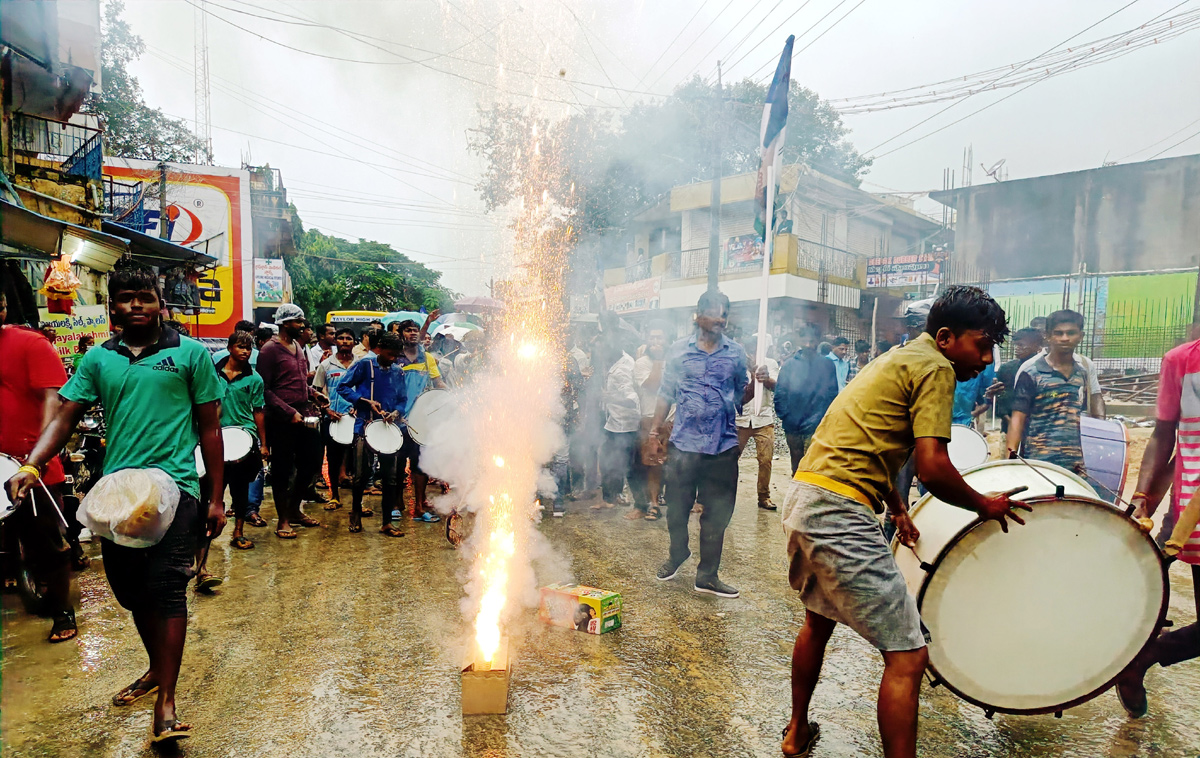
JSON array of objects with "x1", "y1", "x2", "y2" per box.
[{"x1": 892, "y1": 458, "x2": 1169, "y2": 716}]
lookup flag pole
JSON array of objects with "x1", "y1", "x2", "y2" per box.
[{"x1": 753, "y1": 164, "x2": 774, "y2": 416}]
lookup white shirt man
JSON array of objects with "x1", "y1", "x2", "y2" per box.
[{"x1": 737, "y1": 354, "x2": 779, "y2": 510}]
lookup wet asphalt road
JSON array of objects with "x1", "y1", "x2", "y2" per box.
[{"x1": 2, "y1": 456, "x2": 1198, "y2": 758}]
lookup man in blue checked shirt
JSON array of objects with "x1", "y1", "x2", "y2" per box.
[
  {"x1": 336, "y1": 331, "x2": 407, "y2": 537},
  {"x1": 313, "y1": 327, "x2": 360, "y2": 510},
  {"x1": 646, "y1": 290, "x2": 764, "y2": 599}
]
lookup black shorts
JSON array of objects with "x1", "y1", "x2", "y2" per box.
[
  {"x1": 400, "y1": 426, "x2": 422, "y2": 474},
  {"x1": 100, "y1": 493, "x2": 200, "y2": 618}
]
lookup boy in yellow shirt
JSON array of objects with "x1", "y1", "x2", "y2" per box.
[{"x1": 781, "y1": 286, "x2": 1029, "y2": 758}]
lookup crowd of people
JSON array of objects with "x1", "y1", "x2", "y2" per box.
[{"x1": 2, "y1": 270, "x2": 1195, "y2": 752}]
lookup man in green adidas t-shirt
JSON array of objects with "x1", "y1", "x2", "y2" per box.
[{"x1": 8, "y1": 267, "x2": 225, "y2": 744}]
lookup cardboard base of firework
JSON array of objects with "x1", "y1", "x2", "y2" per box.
[{"x1": 461, "y1": 638, "x2": 510, "y2": 715}]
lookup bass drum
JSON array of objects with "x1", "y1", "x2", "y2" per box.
[
  {"x1": 894, "y1": 460, "x2": 1167, "y2": 715},
  {"x1": 222, "y1": 427, "x2": 256, "y2": 463},
  {"x1": 0, "y1": 453, "x2": 22, "y2": 521},
  {"x1": 406, "y1": 389, "x2": 455, "y2": 446},
  {"x1": 1080, "y1": 416, "x2": 1129, "y2": 502},
  {"x1": 947, "y1": 424, "x2": 990, "y2": 472}
]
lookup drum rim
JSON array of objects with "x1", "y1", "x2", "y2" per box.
[
  {"x1": 0, "y1": 453, "x2": 20, "y2": 514},
  {"x1": 329, "y1": 414, "x2": 356, "y2": 443},
  {"x1": 407, "y1": 388, "x2": 452, "y2": 444},
  {"x1": 948, "y1": 424, "x2": 989, "y2": 469},
  {"x1": 912, "y1": 493, "x2": 1170, "y2": 716},
  {"x1": 220, "y1": 426, "x2": 256, "y2": 462}
]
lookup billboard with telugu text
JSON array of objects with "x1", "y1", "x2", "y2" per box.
[
  {"x1": 38, "y1": 304, "x2": 109, "y2": 362},
  {"x1": 104, "y1": 159, "x2": 252, "y2": 339}
]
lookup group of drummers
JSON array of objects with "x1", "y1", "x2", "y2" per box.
[{"x1": 1, "y1": 268, "x2": 454, "y2": 742}]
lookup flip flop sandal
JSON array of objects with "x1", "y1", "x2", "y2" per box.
[
  {"x1": 150, "y1": 719, "x2": 192, "y2": 744},
  {"x1": 247, "y1": 514, "x2": 268, "y2": 527},
  {"x1": 782, "y1": 722, "x2": 820, "y2": 758},
  {"x1": 231, "y1": 536, "x2": 254, "y2": 550},
  {"x1": 48, "y1": 609, "x2": 77, "y2": 643},
  {"x1": 645, "y1": 507, "x2": 661, "y2": 521},
  {"x1": 224, "y1": 507, "x2": 235, "y2": 517},
  {"x1": 416, "y1": 511, "x2": 441, "y2": 523},
  {"x1": 323, "y1": 500, "x2": 342, "y2": 511},
  {"x1": 113, "y1": 674, "x2": 158, "y2": 706},
  {"x1": 196, "y1": 574, "x2": 223, "y2": 592},
  {"x1": 274, "y1": 529, "x2": 298, "y2": 540},
  {"x1": 348, "y1": 521, "x2": 363, "y2": 533},
  {"x1": 297, "y1": 517, "x2": 321, "y2": 528},
  {"x1": 360, "y1": 507, "x2": 374, "y2": 517},
  {"x1": 379, "y1": 525, "x2": 406, "y2": 537}
]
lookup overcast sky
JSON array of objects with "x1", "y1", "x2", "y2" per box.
[{"x1": 124, "y1": 0, "x2": 1200, "y2": 295}]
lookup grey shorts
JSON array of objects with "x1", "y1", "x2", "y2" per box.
[{"x1": 781, "y1": 481, "x2": 927, "y2": 652}]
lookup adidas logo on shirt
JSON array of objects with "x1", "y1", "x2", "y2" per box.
[{"x1": 152, "y1": 356, "x2": 180, "y2": 373}]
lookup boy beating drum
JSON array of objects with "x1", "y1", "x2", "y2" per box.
[{"x1": 780, "y1": 286, "x2": 1030, "y2": 758}]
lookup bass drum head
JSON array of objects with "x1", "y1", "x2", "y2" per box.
[
  {"x1": 364, "y1": 420, "x2": 403, "y2": 454},
  {"x1": 406, "y1": 389, "x2": 455, "y2": 446},
  {"x1": 1080, "y1": 417, "x2": 1129, "y2": 502},
  {"x1": 948, "y1": 424, "x2": 990, "y2": 471},
  {"x1": 329, "y1": 414, "x2": 356, "y2": 446},
  {"x1": 920, "y1": 496, "x2": 1167, "y2": 714},
  {"x1": 0, "y1": 454, "x2": 22, "y2": 518},
  {"x1": 195, "y1": 444, "x2": 206, "y2": 478},
  {"x1": 221, "y1": 427, "x2": 255, "y2": 462}
]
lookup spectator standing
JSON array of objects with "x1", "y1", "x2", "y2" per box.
[
  {"x1": 648, "y1": 290, "x2": 750, "y2": 599},
  {"x1": 952, "y1": 363, "x2": 995, "y2": 428},
  {"x1": 848, "y1": 339, "x2": 871, "y2": 383},
  {"x1": 307, "y1": 323, "x2": 336, "y2": 374},
  {"x1": 775, "y1": 326, "x2": 839, "y2": 473},
  {"x1": 395, "y1": 319, "x2": 445, "y2": 522},
  {"x1": 826, "y1": 336, "x2": 852, "y2": 391},
  {"x1": 212, "y1": 320, "x2": 260, "y2": 367},
  {"x1": 257, "y1": 304, "x2": 324, "y2": 539},
  {"x1": 992, "y1": 328, "x2": 1044, "y2": 432},
  {"x1": 595, "y1": 334, "x2": 641, "y2": 511},
  {"x1": 71, "y1": 334, "x2": 94, "y2": 372},
  {"x1": 736, "y1": 337, "x2": 780, "y2": 511},
  {"x1": 627, "y1": 322, "x2": 668, "y2": 520}
]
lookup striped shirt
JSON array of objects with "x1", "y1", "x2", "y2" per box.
[{"x1": 1156, "y1": 340, "x2": 1200, "y2": 565}]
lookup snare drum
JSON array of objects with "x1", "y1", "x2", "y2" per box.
[
  {"x1": 1080, "y1": 416, "x2": 1129, "y2": 502},
  {"x1": 222, "y1": 427, "x2": 256, "y2": 463},
  {"x1": 894, "y1": 460, "x2": 1167, "y2": 715},
  {"x1": 405, "y1": 388, "x2": 454, "y2": 446},
  {"x1": 364, "y1": 420, "x2": 403, "y2": 454},
  {"x1": 947, "y1": 424, "x2": 990, "y2": 471},
  {"x1": 328, "y1": 414, "x2": 356, "y2": 446},
  {"x1": 0, "y1": 453, "x2": 23, "y2": 521}
]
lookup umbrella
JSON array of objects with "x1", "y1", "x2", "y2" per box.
[
  {"x1": 382, "y1": 310, "x2": 426, "y2": 327},
  {"x1": 434, "y1": 324, "x2": 481, "y2": 341},
  {"x1": 453, "y1": 296, "x2": 503, "y2": 314},
  {"x1": 428, "y1": 312, "x2": 480, "y2": 333}
]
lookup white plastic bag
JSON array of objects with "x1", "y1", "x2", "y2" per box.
[{"x1": 82, "y1": 468, "x2": 180, "y2": 548}]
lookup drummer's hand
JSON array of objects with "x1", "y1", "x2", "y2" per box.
[
  {"x1": 984, "y1": 380, "x2": 1005, "y2": 399},
  {"x1": 259, "y1": 445, "x2": 270, "y2": 462},
  {"x1": 366, "y1": 400, "x2": 384, "y2": 416},
  {"x1": 6, "y1": 471, "x2": 38, "y2": 505},
  {"x1": 754, "y1": 365, "x2": 770, "y2": 383},
  {"x1": 327, "y1": 409, "x2": 343, "y2": 421},
  {"x1": 384, "y1": 411, "x2": 400, "y2": 423},
  {"x1": 206, "y1": 499, "x2": 227, "y2": 539},
  {"x1": 1130, "y1": 494, "x2": 1152, "y2": 525},
  {"x1": 292, "y1": 412, "x2": 305, "y2": 425},
  {"x1": 893, "y1": 510, "x2": 920, "y2": 549},
  {"x1": 977, "y1": 486, "x2": 1032, "y2": 533}
]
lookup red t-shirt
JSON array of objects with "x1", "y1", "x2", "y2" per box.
[
  {"x1": 1155, "y1": 339, "x2": 1200, "y2": 565},
  {"x1": 0, "y1": 326, "x2": 66, "y2": 486}
]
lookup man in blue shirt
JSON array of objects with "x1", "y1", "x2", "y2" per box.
[
  {"x1": 336, "y1": 331, "x2": 407, "y2": 537},
  {"x1": 775, "y1": 325, "x2": 839, "y2": 474},
  {"x1": 953, "y1": 363, "x2": 995, "y2": 426},
  {"x1": 826, "y1": 336, "x2": 852, "y2": 391},
  {"x1": 647, "y1": 290, "x2": 759, "y2": 599}
]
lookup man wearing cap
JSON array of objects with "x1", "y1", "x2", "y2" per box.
[{"x1": 257, "y1": 304, "x2": 324, "y2": 539}]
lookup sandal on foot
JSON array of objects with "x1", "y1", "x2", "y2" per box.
[
  {"x1": 380, "y1": 524, "x2": 406, "y2": 537},
  {"x1": 224, "y1": 507, "x2": 235, "y2": 517},
  {"x1": 645, "y1": 507, "x2": 661, "y2": 521},
  {"x1": 231, "y1": 536, "x2": 254, "y2": 550},
  {"x1": 48, "y1": 609, "x2": 77, "y2": 643},
  {"x1": 150, "y1": 719, "x2": 192, "y2": 744},
  {"x1": 246, "y1": 514, "x2": 268, "y2": 527},
  {"x1": 297, "y1": 517, "x2": 321, "y2": 528},
  {"x1": 113, "y1": 674, "x2": 158, "y2": 706},
  {"x1": 348, "y1": 520, "x2": 363, "y2": 533},
  {"x1": 196, "y1": 573, "x2": 223, "y2": 592},
  {"x1": 274, "y1": 528, "x2": 298, "y2": 540},
  {"x1": 415, "y1": 511, "x2": 440, "y2": 523},
  {"x1": 323, "y1": 499, "x2": 342, "y2": 511},
  {"x1": 360, "y1": 507, "x2": 374, "y2": 517},
  {"x1": 781, "y1": 722, "x2": 820, "y2": 758}
]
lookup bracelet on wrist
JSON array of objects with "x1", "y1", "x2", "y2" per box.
[
  {"x1": 18, "y1": 464, "x2": 41, "y2": 478},
  {"x1": 1131, "y1": 491, "x2": 1150, "y2": 501}
]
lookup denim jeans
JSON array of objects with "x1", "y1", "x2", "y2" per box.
[{"x1": 247, "y1": 469, "x2": 264, "y2": 514}]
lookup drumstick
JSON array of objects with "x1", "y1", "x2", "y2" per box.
[
  {"x1": 1164, "y1": 488, "x2": 1200, "y2": 560},
  {"x1": 38, "y1": 478, "x2": 69, "y2": 528}
]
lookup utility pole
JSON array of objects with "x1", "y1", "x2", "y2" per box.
[
  {"x1": 158, "y1": 161, "x2": 169, "y2": 239},
  {"x1": 707, "y1": 61, "x2": 723, "y2": 293}
]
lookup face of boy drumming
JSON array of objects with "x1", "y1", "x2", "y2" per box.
[{"x1": 936, "y1": 328, "x2": 995, "y2": 382}]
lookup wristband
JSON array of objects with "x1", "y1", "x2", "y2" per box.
[
  {"x1": 1131, "y1": 492, "x2": 1150, "y2": 502},
  {"x1": 18, "y1": 464, "x2": 41, "y2": 478}
]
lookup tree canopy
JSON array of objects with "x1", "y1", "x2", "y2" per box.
[
  {"x1": 85, "y1": 0, "x2": 208, "y2": 162},
  {"x1": 285, "y1": 215, "x2": 455, "y2": 320}
]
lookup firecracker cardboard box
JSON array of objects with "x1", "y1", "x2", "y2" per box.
[
  {"x1": 461, "y1": 638, "x2": 510, "y2": 716},
  {"x1": 538, "y1": 583, "x2": 622, "y2": 635}
]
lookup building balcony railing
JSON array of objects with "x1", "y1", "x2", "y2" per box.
[{"x1": 11, "y1": 114, "x2": 103, "y2": 180}]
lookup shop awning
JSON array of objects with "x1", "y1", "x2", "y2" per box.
[
  {"x1": 1, "y1": 199, "x2": 127, "y2": 270},
  {"x1": 102, "y1": 221, "x2": 218, "y2": 269}
]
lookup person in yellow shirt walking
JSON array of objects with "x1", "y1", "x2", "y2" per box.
[{"x1": 780, "y1": 286, "x2": 1030, "y2": 758}]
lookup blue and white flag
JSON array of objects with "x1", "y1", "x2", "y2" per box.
[{"x1": 753, "y1": 34, "x2": 794, "y2": 241}]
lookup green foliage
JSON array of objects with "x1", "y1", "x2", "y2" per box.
[
  {"x1": 285, "y1": 217, "x2": 454, "y2": 320},
  {"x1": 84, "y1": 0, "x2": 208, "y2": 162},
  {"x1": 468, "y1": 76, "x2": 870, "y2": 247}
]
